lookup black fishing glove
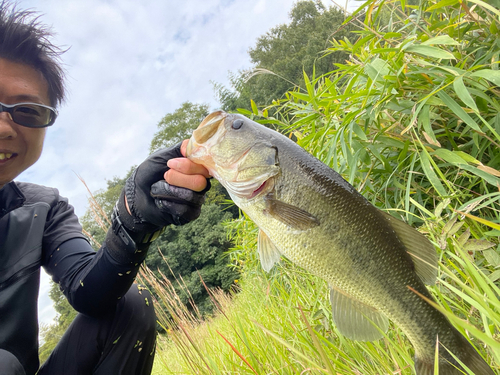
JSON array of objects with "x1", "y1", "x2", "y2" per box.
[{"x1": 106, "y1": 143, "x2": 209, "y2": 261}]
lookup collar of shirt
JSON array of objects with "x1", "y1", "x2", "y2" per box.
[{"x1": 0, "y1": 181, "x2": 25, "y2": 218}]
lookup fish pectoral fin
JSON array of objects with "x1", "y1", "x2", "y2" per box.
[
  {"x1": 329, "y1": 287, "x2": 388, "y2": 342},
  {"x1": 265, "y1": 196, "x2": 319, "y2": 231},
  {"x1": 380, "y1": 211, "x2": 437, "y2": 285},
  {"x1": 258, "y1": 229, "x2": 282, "y2": 272}
]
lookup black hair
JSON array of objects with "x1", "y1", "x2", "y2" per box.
[{"x1": 0, "y1": 1, "x2": 66, "y2": 106}]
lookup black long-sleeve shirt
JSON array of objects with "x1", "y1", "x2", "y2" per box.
[{"x1": 0, "y1": 181, "x2": 144, "y2": 374}]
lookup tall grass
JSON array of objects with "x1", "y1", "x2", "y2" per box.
[{"x1": 148, "y1": 260, "x2": 414, "y2": 374}]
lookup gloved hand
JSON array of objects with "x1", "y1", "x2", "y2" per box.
[
  {"x1": 150, "y1": 180, "x2": 207, "y2": 226},
  {"x1": 116, "y1": 142, "x2": 209, "y2": 240}
]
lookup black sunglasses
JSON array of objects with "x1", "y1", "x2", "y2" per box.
[{"x1": 0, "y1": 102, "x2": 58, "y2": 128}]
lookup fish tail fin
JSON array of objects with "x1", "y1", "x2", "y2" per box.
[{"x1": 415, "y1": 337, "x2": 494, "y2": 375}]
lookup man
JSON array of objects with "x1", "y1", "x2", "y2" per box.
[{"x1": 0, "y1": 2, "x2": 210, "y2": 374}]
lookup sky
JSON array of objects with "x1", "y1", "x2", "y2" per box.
[{"x1": 11, "y1": 0, "x2": 356, "y2": 327}]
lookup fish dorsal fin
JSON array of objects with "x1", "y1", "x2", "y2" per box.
[
  {"x1": 264, "y1": 195, "x2": 320, "y2": 231},
  {"x1": 380, "y1": 211, "x2": 437, "y2": 285},
  {"x1": 329, "y1": 287, "x2": 388, "y2": 342},
  {"x1": 258, "y1": 229, "x2": 282, "y2": 272}
]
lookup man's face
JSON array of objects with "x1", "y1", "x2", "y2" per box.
[{"x1": 0, "y1": 58, "x2": 50, "y2": 189}]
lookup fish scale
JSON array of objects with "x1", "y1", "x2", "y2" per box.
[{"x1": 187, "y1": 111, "x2": 494, "y2": 375}]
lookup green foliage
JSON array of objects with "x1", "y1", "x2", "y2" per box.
[
  {"x1": 149, "y1": 101, "x2": 209, "y2": 153},
  {"x1": 229, "y1": 0, "x2": 500, "y2": 281},
  {"x1": 146, "y1": 203, "x2": 239, "y2": 316},
  {"x1": 214, "y1": 1, "x2": 358, "y2": 111},
  {"x1": 260, "y1": 0, "x2": 500, "y2": 226}
]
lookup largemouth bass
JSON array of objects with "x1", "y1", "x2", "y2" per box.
[{"x1": 186, "y1": 111, "x2": 494, "y2": 375}]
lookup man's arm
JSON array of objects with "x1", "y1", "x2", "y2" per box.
[
  {"x1": 45, "y1": 141, "x2": 210, "y2": 316},
  {"x1": 46, "y1": 237, "x2": 142, "y2": 315}
]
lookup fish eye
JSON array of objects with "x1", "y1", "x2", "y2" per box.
[{"x1": 232, "y1": 119, "x2": 244, "y2": 130}]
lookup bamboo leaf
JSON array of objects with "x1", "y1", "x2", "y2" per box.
[
  {"x1": 250, "y1": 100, "x2": 258, "y2": 116},
  {"x1": 371, "y1": 57, "x2": 390, "y2": 76},
  {"x1": 237, "y1": 108, "x2": 253, "y2": 116},
  {"x1": 402, "y1": 98, "x2": 428, "y2": 134},
  {"x1": 303, "y1": 71, "x2": 315, "y2": 100},
  {"x1": 454, "y1": 151, "x2": 480, "y2": 164},
  {"x1": 467, "y1": 0, "x2": 500, "y2": 18},
  {"x1": 489, "y1": 270, "x2": 500, "y2": 282},
  {"x1": 425, "y1": 0, "x2": 459, "y2": 11},
  {"x1": 345, "y1": 0, "x2": 373, "y2": 22},
  {"x1": 383, "y1": 32, "x2": 402, "y2": 39},
  {"x1": 353, "y1": 35, "x2": 375, "y2": 52},
  {"x1": 352, "y1": 123, "x2": 367, "y2": 141},
  {"x1": 422, "y1": 35, "x2": 460, "y2": 46},
  {"x1": 437, "y1": 91, "x2": 482, "y2": 132},
  {"x1": 290, "y1": 92, "x2": 313, "y2": 102},
  {"x1": 457, "y1": 164, "x2": 500, "y2": 186},
  {"x1": 419, "y1": 105, "x2": 440, "y2": 145},
  {"x1": 365, "y1": 0, "x2": 377, "y2": 24},
  {"x1": 422, "y1": 131, "x2": 441, "y2": 146},
  {"x1": 405, "y1": 45, "x2": 455, "y2": 60},
  {"x1": 453, "y1": 77, "x2": 478, "y2": 112},
  {"x1": 470, "y1": 69, "x2": 500, "y2": 87},
  {"x1": 477, "y1": 164, "x2": 500, "y2": 177},
  {"x1": 433, "y1": 148, "x2": 468, "y2": 165},
  {"x1": 420, "y1": 151, "x2": 447, "y2": 196}
]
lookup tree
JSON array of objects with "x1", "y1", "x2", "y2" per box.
[
  {"x1": 39, "y1": 282, "x2": 78, "y2": 363},
  {"x1": 79, "y1": 172, "x2": 131, "y2": 249},
  {"x1": 215, "y1": 1, "x2": 358, "y2": 111},
  {"x1": 146, "y1": 203, "x2": 238, "y2": 315},
  {"x1": 149, "y1": 101, "x2": 210, "y2": 153}
]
